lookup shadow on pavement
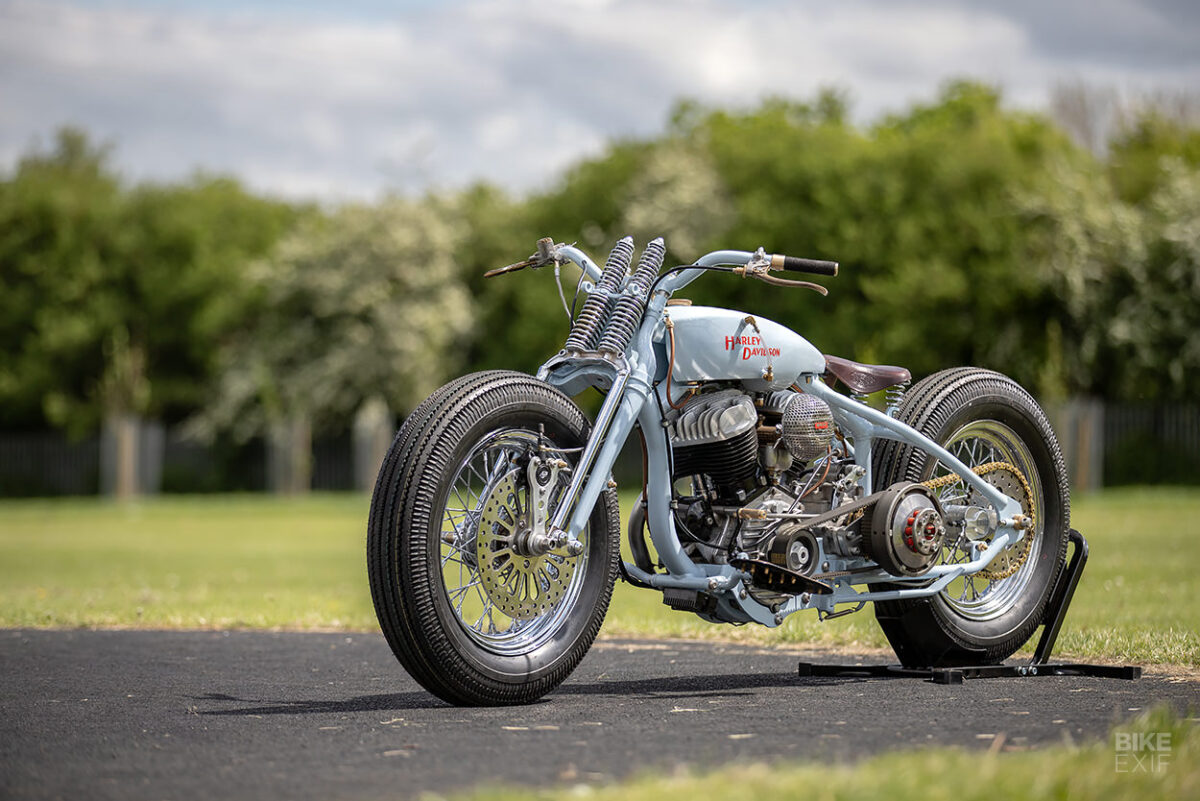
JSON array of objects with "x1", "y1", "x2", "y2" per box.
[
  {"x1": 193, "y1": 691, "x2": 449, "y2": 715},
  {"x1": 191, "y1": 669, "x2": 815, "y2": 715},
  {"x1": 554, "y1": 671, "x2": 803, "y2": 698}
]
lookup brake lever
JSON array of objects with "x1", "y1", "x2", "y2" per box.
[
  {"x1": 753, "y1": 273, "x2": 829, "y2": 295},
  {"x1": 731, "y1": 248, "x2": 828, "y2": 294}
]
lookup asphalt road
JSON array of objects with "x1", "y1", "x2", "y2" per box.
[{"x1": 2, "y1": 629, "x2": 1196, "y2": 800}]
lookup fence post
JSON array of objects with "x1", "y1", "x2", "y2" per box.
[
  {"x1": 138, "y1": 420, "x2": 164, "y2": 495},
  {"x1": 101, "y1": 415, "x2": 166, "y2": 498},
  {"x1": 101, "y1": 414, "x2": 144, "y2": 499},
  {"x1": 1045, "y1": 397, "x2": 1105, "y2": 494},
  {"x1": 1079, "y1": 397, "x2": 1105, "y2": 492},
  {"x1": 267, "y1": 414, "x2": 312, "y2": 494},
  {"x1": 353, "y1": 397, "x2": 393, "y2": 493}
]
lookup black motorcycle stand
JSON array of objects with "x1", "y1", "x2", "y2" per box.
[{"x1": 797, "y1": 529, "x2": 1142, "y2": 685}]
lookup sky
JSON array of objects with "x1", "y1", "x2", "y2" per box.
[{"x1": 2, "y1": 0, "x2": 1198, "y2": 200}]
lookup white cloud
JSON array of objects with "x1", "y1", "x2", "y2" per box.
[{"x1": 1, "y1": 0, "x2": 1196, "y2": 200}]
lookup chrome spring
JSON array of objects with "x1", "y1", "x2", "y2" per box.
[
  {"x1": 628, "y1": 237, "x2": 666, "y2": 295},
  {"x1": 564, "y1": 236, "x2": 634, "y2": 351},
  {"x1": 597, "y1": 238, "x2": 666, "y2": 355},
  {"x1": 885, "y1": 381, "x2": 909, "y2": 410},
  {"x1": 596, "y1": 296, "x2": 643, "y2": 355}
]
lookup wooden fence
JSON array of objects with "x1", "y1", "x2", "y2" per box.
[{"x1": 1, "y1": 401, "x2": 1196, "y2": 497}]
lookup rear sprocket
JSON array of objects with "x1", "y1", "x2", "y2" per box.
[{"x1": 922, "y1": 461, "x2": 1034, "y2": 580}]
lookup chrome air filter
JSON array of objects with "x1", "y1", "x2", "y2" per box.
[{"x1": 780, "y1": 393, "x2": 834, "y2": 462}]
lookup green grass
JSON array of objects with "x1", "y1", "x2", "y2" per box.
[
  {"x1": 445, "y1": 706, "x2": 1200, "y2": 801},
  {"x1": 0, "y1": 494, "x2": 372, "y2": 629},
  {"x1": 0, "y1": 487, "x2": 1198, "y2": 666}
]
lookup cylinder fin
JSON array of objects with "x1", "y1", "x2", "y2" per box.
[{"x1": 667, "y1": 389, "x2": 760, "y2": 490}]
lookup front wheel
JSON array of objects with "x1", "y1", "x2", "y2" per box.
[
  {"x1": 367, "y1": 371, "x2": 620, "y2": 705},
  {"x1": 871, "y1": 368, "x2": 1069, "y2": 667}
]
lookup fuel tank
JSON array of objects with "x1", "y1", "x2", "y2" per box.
[{"x1": 666, "y1": 305, "x2": 824, "y2": 391}]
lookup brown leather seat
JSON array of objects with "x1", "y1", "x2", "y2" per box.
[{"x1": 824, "y1": 354, "x2": 911, "y2": 395}]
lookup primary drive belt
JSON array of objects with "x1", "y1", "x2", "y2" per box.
[
  {"x1": 729, "y1": 557, "x2": 833, "y2": 595},
  {"x1": 731, "y1": 489, "x2": 886, "y2": 596}
]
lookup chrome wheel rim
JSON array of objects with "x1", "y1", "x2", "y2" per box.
[
  {"x1": 926, "y1": 419, "x2": 1044, "y2": 621},
  {"x1": 438, "y1": 428, "x2": 589, "y2": 655}
]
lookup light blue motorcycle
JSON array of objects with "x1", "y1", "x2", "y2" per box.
[{"x1": 368, "y1": 237, "x2": 1069, "y2": 705}]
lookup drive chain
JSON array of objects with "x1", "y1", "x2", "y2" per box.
[{"x1": 921, "y1": 461, "x2": 1035, "y2": 580}]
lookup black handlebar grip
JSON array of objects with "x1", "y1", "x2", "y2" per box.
[{"x1": 771, "y1": 254, "x2": 839, "y2": 276}]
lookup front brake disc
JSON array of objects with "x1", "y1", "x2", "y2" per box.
[{"x1": 475, "y1": 469, "x2": 578, "y2": 619}]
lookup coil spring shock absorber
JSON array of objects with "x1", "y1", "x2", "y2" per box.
[
  {"x1": 885, "y1": 380, "x2": 909, "y2": 414},
  {"x1": 564, "y1": 236, "x2": 635, "y2": 352},
  {"x1": 597, "y1": 237, "x2": 666, "y2": 356}
]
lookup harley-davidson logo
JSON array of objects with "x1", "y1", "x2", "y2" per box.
[{"x1": 724, "y1": 335, "x2": 781, "y2": 361}]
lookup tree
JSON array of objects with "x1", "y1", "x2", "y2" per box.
[
  {"x1": 461, "y1": 84, "x2": 1097, "y2": 397},
  {"x1": 0, "y1": 129, "x2": 299, "y2": 435},
  {"x1": 1101, "y1": 160, "x2": 1200, "y2": 400},
  {"x1": 1108, "y1": 111, "x2": 1200, "y2": 205},
  {"x1": 196, "y1": 196, "x2": 474, "y2": 491},
  {"x1": 0, "y1": 128, "x2": 126, "y2": 433},
  {"x1": 459, "y1": 121, "x2": 740, "y2": 378},
  {"x1": 1016, "y1": 154, "x2": 1144, "y2": 400},
  {"x1": 619, "y1": 139, "x2": 733, "y2": 265},
  {"x1": 665, "y1": 82, "x2": 1086, "y2": 397},
  {"x1": 0, "y1": 129, "x2": 300, "y2": 496}
]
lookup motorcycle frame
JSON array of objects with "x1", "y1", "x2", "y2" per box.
[{"x1": 536, "y1": 246, "x2": 1027, "y2": 628}]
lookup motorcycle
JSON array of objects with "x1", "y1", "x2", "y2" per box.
[{"x1": 367, "y1": 236, "x2": 1069, "y2": 706}]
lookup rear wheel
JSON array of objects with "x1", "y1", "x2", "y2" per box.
[
  {"x1": 368, "y1": 371, "x2": 620, "y2": 705},
  {"x1": 872, "y1": 368, "x2": 1069, "y2": 667}
]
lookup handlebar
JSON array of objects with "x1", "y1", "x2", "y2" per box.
[
  {"x1": 491, "y1": 241, "x2": 838, "y2": 296},
  {"x1": 771, "y1": 254, "x2": 839, "y2": 276},
  {"x1": 664, "y1": 249, "x2": 839, "y2": 294}
]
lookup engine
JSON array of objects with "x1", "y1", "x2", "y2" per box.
[
  {"x1": 665, "y1": 387, "x2": 839, "y2": 564},
  {"x1": 661, "y1": 385, "x2": 945, "y2": 608},
  {"x1": 666, "y1": 390, "x2": 760, "y2": 494}
]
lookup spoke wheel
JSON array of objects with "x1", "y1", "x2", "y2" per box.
[
  {"x1": 439, "y1": 429, "x2": 589, "y2": 657},
  {"x1": 368, "y1": 371, "x2": 620, "y2": 706},
  {"x1": 871, "y1": 368, "x2": 1069, "y2": 668},
  {"x1": 925, "y1": 421, "x2": 1043, "y2": 621}
]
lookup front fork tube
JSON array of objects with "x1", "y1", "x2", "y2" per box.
[
  {"x1": 553, "y1": 370, "x2": 703, "y2": 578},
  {"x1": 547, "y1": 369, "x2": 630, "y2": 539},
  {"x1": 543, "y1": 293, "x2": 767, "y2": 621},
  {"x1": 548, "y1": 370, "x2": 738, "y2": 602},
  {"x1": 556, "y1": 373, "x2": 643, "y2": 542}
]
